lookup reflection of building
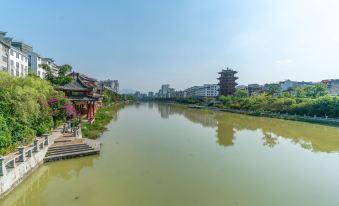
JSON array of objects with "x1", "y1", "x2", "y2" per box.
[
  {"x1": 217, "y1": 68, "x2": 238, "y2": 96},
  {"x1": 151, "y1": 103, "x2": 339, "y2": 153},
  {"x1": 55, "y1": 72, "x2": 103, "y2": 123},
  {"x1": 184, "y1": 84, "x2": 219, "y2": 97}
]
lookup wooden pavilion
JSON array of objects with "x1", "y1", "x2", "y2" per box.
[{"x1": 55, "y1": 72, "x2": 103, "y2": 123}]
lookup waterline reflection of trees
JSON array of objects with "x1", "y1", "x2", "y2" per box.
[{"x1": 152, "y1": 103, "x2": 339, "y2": 153}]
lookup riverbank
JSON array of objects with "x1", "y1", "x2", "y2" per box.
[
  {"x1": 0, "y1": 128, "x2": 63, "y2": 198},
  {"x1": 81, "y1": 102, "x2": 126, "y2": 139},
  {"x1": 187, "y1": 104, "x2": 339, "y2": 126}
]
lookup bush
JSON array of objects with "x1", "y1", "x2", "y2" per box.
[{"x1": 0, "y1": 72, "x2": 67, "y2": 155}]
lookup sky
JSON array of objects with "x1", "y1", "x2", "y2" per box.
[{"x1": 1, "y1": 0, "x2": 339, "y2": 92}]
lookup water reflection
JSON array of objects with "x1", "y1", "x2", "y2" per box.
[
  {"x1": 153, "y1": 103, "x2": 339, "y2": 153},
  {"x1": 1, "y1": 156, "x2": 98, "y2": 205}
]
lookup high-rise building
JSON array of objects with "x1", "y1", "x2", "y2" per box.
[
  {"x1": 113, "y1": 80, "x2": 119, "y2": 93},
  {"x1": 158, "y1": 84, "x2": 175, "y2": 98},
  {"x1": 148, "y1": 92, "x2": 154, "y2": 98},
  {"x1": 100, "y1": 79, "x2": 119, "y2": 93},
  {"x1": 217, "y1": 68, "x2": 238, "y2": 96}
]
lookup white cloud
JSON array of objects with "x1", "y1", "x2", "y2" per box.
[{"x1": 275, "y1": 59, "x2": 293, "y2": 65}]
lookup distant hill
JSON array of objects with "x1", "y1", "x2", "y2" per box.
[{"x1": 119, "y1": 89, "x2": 137, "y2": 94}]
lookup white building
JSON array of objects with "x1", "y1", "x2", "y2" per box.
[
  {"x1": 9, "y1": 46, "x2": 28, "y2": 77},
  {"x1": 185, "y1": 84, "x2": 219, "y2": 97},
  {"x1": 158, "y1": 84, "x2": 175, "y2": 98},
  {"x1": 279, "y1": 80, "x2": 314, "y2": 91},
  {"x1": 0, "y1": 32, "x2": 10, "y2": 72},
  {"x1": 29, "y1": 52, "x2": 46, "y2": 78},
  {"x1": 42, "y1": 58, "x2": 59, "y2": 76}
]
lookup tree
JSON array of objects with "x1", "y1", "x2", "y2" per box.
[
  {"x1": 43, "y1": 64, "x2": 73, "y2": 86},
  {"x1": 294, "y1": 87, "x2": 306, "y2": 98},
  {"x1": 265, "y1": 83, "x2": 281, "y2": 96},
  {"x1": 234, "y1": 89, "x2": 249, "y2": 98},
  {"x1": 304, "y1": 83, "x2": 328, "y2": 98},
  {"x1": 0, "y1": 72, "x2": 68, "y2": 155}
]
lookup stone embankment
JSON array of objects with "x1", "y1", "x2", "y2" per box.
[{"x1": 0, "y1": 123, "x2": 101, "y2": 198}]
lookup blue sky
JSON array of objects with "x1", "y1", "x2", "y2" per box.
[{"x1": 2, "y1": 0, "x2": 339, "y2": 92}]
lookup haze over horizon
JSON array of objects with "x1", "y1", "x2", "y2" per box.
[{"x1": 2, "y1": 0, "x2": 339, "y2": 93}]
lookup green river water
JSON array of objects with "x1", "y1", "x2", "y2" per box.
[{"x1": 1, "y1": 103, "x2": 339, "y2": 206}]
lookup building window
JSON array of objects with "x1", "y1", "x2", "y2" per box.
[
  {"x1": 16, "y1": 52, "x2": 19, "y2": 59},
  {"x1": 2, "y1": 56, "x2": 7, "y2": 62},
  {"x1": 10, "y1": 50, "x2": 13, "y2": 55}
]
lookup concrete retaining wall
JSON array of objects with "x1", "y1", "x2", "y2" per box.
[
  {"x1": 0, "y1": 146, "x2": 48, "y2": 198},
  {"x1": 0, "y1": 128, "x2": 62, "y2": 198}
]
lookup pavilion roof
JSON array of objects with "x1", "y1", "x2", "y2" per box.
[
  {"x1": 67, "y1": 94, "x2": 101, "y2": 101},
  {"x1": 54, "y1": 76, "x2": 92, "y2": 91}
]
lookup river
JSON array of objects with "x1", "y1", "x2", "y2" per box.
[{"x1": 1, "y1": 103, "x2": 339, "y2": 206}]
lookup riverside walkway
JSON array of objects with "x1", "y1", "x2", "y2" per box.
[{"x1": 0, "y1": 123, "x2": 101, "y2": 198}]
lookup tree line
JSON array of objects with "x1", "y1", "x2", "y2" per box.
[{"x1": 217, "y1": 83, "x2": 339, "y2": 118}]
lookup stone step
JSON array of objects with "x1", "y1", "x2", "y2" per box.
[
  {"x1": 48, "y1": 143, "x2": 88, "y2": 150},
  {"x1": 48, "y1": 144, "x2": 90, "y2": 151},
  {"x1": 46, "y1": 147, "x2": 94, "y2": 156},
  {"x1": 54, "y1": 139, "x2": 73, "y2": 143},
  {"x1": 44, "y1": 149, "x2": 100, "y2": 162}
]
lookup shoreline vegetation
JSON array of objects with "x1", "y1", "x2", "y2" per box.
[
  {"x1": 81, "y1": 88, "x2": 134, "y2": 139},
  {"x1": 81, "y1": 103, "x2": 125, "y2": 139},
  {"x1": 0, "y1": 71, "x2": 133, "y2": 155},
  {"x1": 149, "y1": 83, "x2": 339, "y2": 127},
  {"x1": 0, "y1": 72, "x2": 72, "y2": 155}
]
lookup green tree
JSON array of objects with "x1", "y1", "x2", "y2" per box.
[
  {"x1": 265, "y1": 83, "x2": 281, "y2": 96},
  {"x1": 234, "y1": 89, "x2": 249, "y2": 98},
  {"x1": 304, "y1": 83, "x2": 328, "y2": 98},
  {"x1": 43, "y1": 64, "x2": 73, "y2": 86},
  {"x1": 0, "y1": 72, "x2": 66, "y2": 155}
]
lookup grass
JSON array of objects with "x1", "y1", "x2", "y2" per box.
[{"x1": 81, "y1": 104, "x2": 121, "y2": 139}]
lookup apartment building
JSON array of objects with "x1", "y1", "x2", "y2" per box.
[
  {"x1": 185, "y1": 84, "x2": 219, "y2": 98},
  {"x1": 0, "y1": 32, "x2": 10, "y2": 72},
  {"x1": 9, "y1": 46, "x2": 28, "y2": 77}
]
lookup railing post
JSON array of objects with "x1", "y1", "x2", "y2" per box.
[
  {"x1": 17, "y1": 147, "x2": 26, "y2": 162},
  {"x1": 27, "y1": 148, "x2": 32, "y2": 158},
  {"x1": 33, "y1": 139, "x2": 39, "y2": 153},
  {"x1": 62, "y1": 123, "x2": 67, "y2": 133},
  {"x1": 43, "y1": 134, "x2": 49, "y2": 146},
  {"x1": 0, "y1": 157, "x2": 6, "y2": 176},
  {"x1": 7, "y1": 159, "x2": 15, "y2": 168}
]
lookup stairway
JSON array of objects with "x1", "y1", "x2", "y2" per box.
[{"x1": 44, "y1": 139, "x2": 100, "y2": 162}]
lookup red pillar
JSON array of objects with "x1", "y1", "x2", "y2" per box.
[{"x1": 86, "y1": 102, "x2": 90, "y2": 120}]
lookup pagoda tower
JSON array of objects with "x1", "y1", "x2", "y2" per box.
[{"x1": 217, "y1": 67, "x2": 238, "y2": 96}]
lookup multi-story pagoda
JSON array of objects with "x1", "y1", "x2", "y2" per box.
[
  {"x1": 217, "y1": 67, "x2": 238, "y2": 96},
  {"x1": 55, "y1": 72, "x2": 103, "y2": 123}
]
